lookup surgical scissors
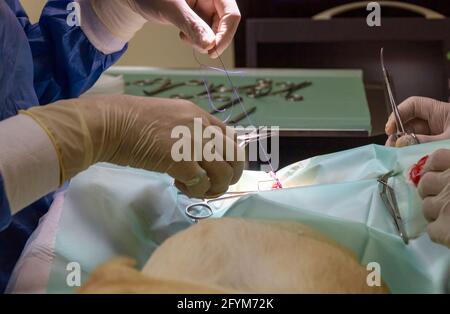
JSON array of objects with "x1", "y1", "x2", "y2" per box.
[
  {"x1": 185, "y1": 191, "x2": 258, "y2": 221},
  {"x1": 377, "y1": 171, "x2": 409, "y2": 244},
  {"x1": 380, "y1": 48, "x2": 420, "y2": 145}
]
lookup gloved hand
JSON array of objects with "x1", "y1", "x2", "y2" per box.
[
  {"x1": 385, "y1": 96, "x2": 450, "y2": 147},
  {"x1": 89, "y1": 0, "x2": 240, "y2": 58},
  {"x1": 417, "y1": 149, "x2": 450, "y2": 248},
  {"x1": 23, "y1": 95, "x2": 244, "y2": 199},
  {"x1": 129, "y1": 0, "x2": 241, "y2": 57}
]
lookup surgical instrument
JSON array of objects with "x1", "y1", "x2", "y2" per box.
[
  {"x1": 377, "y1": 171, "x2": 409, "y2": 244},
  {"x1": 380, "y1": 48, "x2": 420, "y2": 145},
  {"x1": 185, "y1": 191, "x2": 259, "y2": 221},
  {"x1": 205, "y1": 95, "x2": 232, "y2": 102},
  {"x1": 220, "y1": 79, "x2": 273, "y2": 95},
  {"x1": 143, "y1": 79, "x2": 203, "y2": 96},
  {"x1": 170, "y1": 94, "x2": 195, "y2": 100},
  {"x1": 132, "y1": 78, "x2": 165, "y2": 87},
  {"x1": 131, "y1": 77, "x2": 313, "y2": 102},
  {"x1": 247, "y1": 84, "x2": 273, "y2": 99},
  {"x1": 196, "y1": 83, "x2": 227, "y2": 96},
  {"x1": 228, "y1": 106, "x2": 257, "y2": 124},
  {"x1": 269, "y1": 81, "x2": 312, "y2": 101}
]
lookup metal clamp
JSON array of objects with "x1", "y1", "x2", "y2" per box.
[{"x1": 378, "y1": 171, "x2": 409, "y2": 244}]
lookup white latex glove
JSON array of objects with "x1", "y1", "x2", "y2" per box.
[
  {"x1": 417, "y1": 149, "x2": 450, "y2": 248},
  {"x1": 385, "y1": 97, "x2": 450, "y2": 147},
  {"x1": 129, "y1": 0, "x2": 241, "y2": 57}
]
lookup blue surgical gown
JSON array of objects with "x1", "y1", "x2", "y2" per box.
[{"x1": 0, "y1": 0, "x2": 127, "y2": 292}]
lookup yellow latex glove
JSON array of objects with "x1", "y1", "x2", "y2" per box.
[
  {"x1": 385, "y1": 96, "x2": 450, "y2": 147},
  {"x1": 417, "y1": 149, "x2": 450, "y2": 248},
  {"x1": 23, "y1": 95, "x2": 244, "y2": 199}
]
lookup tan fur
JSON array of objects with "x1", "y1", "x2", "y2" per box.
[
  {"x1": 78, "y1": 257, "x2": 229, "y2": 294},
  {"x1": 80, "y1": 218, "x2": 389, "y2": 294}
]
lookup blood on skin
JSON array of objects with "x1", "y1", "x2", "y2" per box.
[
  {"x1": 269, "y1": 171, "x2": 283, "y2": 189},
  {"x1": 272, "y1": 181, "x2": 283, "y2": 189},
  {"x1": 409, "y1": 155, "x2": 429, "y2": 186}
]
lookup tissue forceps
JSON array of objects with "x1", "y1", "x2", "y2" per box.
[
  {"x1": 377, "y1": 171, "x2": 409, "y2": 244},
  {"x1": 185, "y1": 191, "x2": 258, "y2": 221},
  {"x1": 380, "y1": 48, "x2": 420, "y2": 145}
]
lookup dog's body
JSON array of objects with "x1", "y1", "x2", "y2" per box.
[{"x1": 80, "y1": 218, "x2": 388, "y2": 293}]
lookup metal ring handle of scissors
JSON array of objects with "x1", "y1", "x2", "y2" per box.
[
  {"x1": 185, "y1": 191, "x2": 258, "y2": 221},
  {"x1": 377, "y1": 171, "x2": 409, "y2": 244}
]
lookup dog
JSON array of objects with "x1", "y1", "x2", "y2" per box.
[{"x1": 79, "y1": 218, "x2": 388, "y2": 293}]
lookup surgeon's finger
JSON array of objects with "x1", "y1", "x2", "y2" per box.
[
  {"x1": 386, "y1": 118, "x2": 430, "y2": 146},
  {"x1": 392, "y1": 133, "x2": 448, "y2": 148},
  {"x1": 395, "y1": 134, "x2": 419, "y2": 147},
  {"x1": 179, "y1": 32, "x2": 209, "y2": 54},
  {"x1": 199, "y1": 160, "x2": 234, "y2": 198},
  {"x1": 211, "y1": 13, "x2": 220, "y2": 34},
  {"x1": 169, "y1": 1, "x2": 216, "y2": 51},
  {"x1": 423, "y1": 148, "x2": 450, "y2": 172},
  {"x1": 386, "y1": 113, "x2": 432, "y2": 138},
  {"x1": 208, "y1": 0, "x2": 241, "y2": 58},
  {"x1": 404, "y1": 118, "x2": 430, "y2": 135},
  {"x1": 385, "y1": 135, "x2": 396, "y2": 147},
  {"x1": 168, "y1": 161, "x2": 211, "y2": 198},
  {"x1": 386, "y1": 97, "x2": 445, "y2": 134},
  {"x1": 414, "y1": 133, "x2": 450, "y2": 144},
  {"x1": 422, "y1": 197, "x2": 442, "y2": 222},
  {"x1": 206, "y1": 115, "x2": 245, "y2": 184},
  {"x1": 427, "y1": 214, "x2": 450, "y2": 248},
  {"x1": 223, "y1": 134, "x2": 245, "y2": 184},
  {"x1": 418, "y1": 171, "x2": 446, "y2": 198},
  {"x1": 385, "y1": 114, "x2": 396, "y2": 135}
]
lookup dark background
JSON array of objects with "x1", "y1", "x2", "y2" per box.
[
  {"x1": 233, "y1": 1, "x2": 450, "y2": 167},
  {"x1": 234, "y1": 0, "x2": 450, "y2": 104},
  {"x1": 234, "y1": 0, "x2": 450, "y2": 67}
]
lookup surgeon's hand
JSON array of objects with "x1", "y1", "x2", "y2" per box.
[
  {"x1": 23, "y1": 95, "x2": 244, "y2": 199},
  {"x1": 417, "y1": 149, "x2": 450, "y2": 248},
  {"x1": 385, "y1": 97, "x2": 450, "y2": 147},
  {"x1": 128, "y1": 0, "x2": 241, "y2": 57}
]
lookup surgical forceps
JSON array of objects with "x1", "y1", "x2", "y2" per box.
[
  {"x1": 243, "y1": 78, "x2": 272, "y2": 98},
  {"x1": 380, "y1": 48, "x2": 420, "y2": 145},
  {"x1": 143, "y1": 79, "x2": 203, "y2": 96},
  {"x1": 131, "y1": 78, "x2": 166, "y2": 87},
  {"x1": 377, "y1": 171, "x2": 409, "y2": 244},
  {"x1": 269, "y1": 81, "x2": 312, "y2": 102},
  {"x1": 228, "y1": 107, "x2": 257, "y2": 124},
  {"x1": 185, "y1": 191, "x2": 259, "y2": 221},
  {"x1": 196, "y1": 83, "x2": 228, "y2": 96}
]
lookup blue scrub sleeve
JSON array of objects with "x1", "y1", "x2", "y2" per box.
[
  {"x1": 0, "y1": 175, "x2": 12, "y2": 232},
  {"x1": 6, "y1": 0, "x2": 128, "y2": 105}
]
